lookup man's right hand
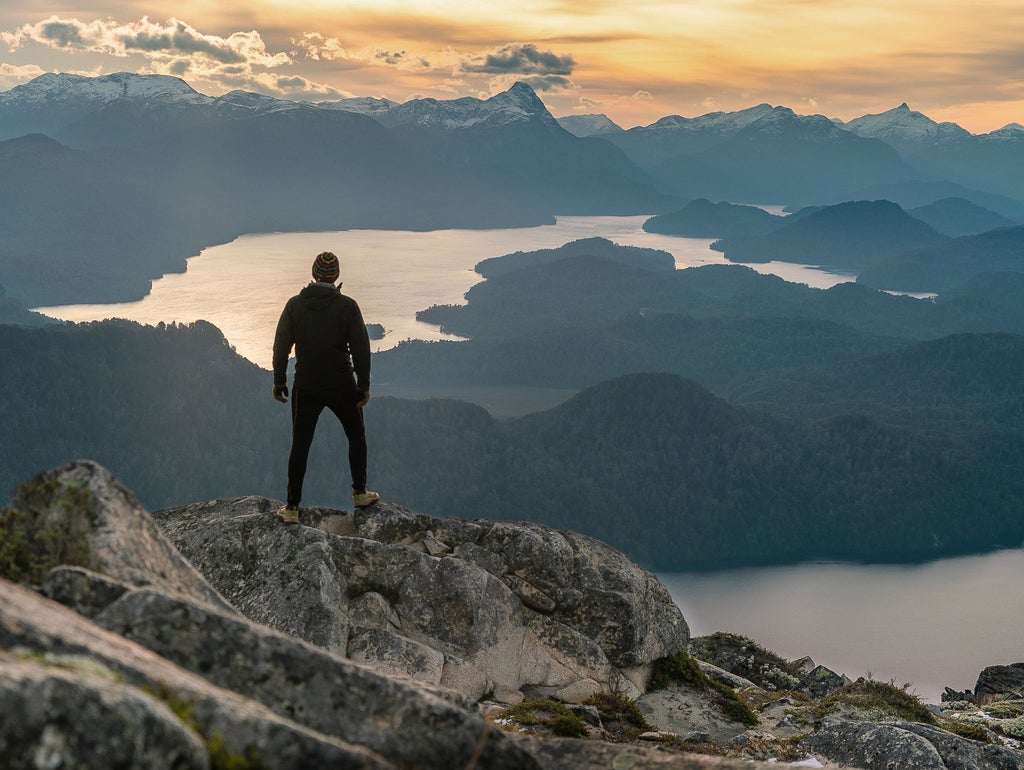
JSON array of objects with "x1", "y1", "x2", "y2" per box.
[
  {"x1": 356, "y1": 389, "x2": 370, "y2": 408},
  {"x1": 273, "y1": 384, "x2": 289, "y2": 403}
]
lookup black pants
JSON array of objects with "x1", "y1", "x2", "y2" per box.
[{"x1": 287, "y1": 385, "x2": 367, "y2": 507}]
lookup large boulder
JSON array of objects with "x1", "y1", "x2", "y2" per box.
[
  {"x1": 0, "y1": 578, "x2": 391, "y2": 769},
  {"x1": 8, "y1": 460, "x2": 230, "y2": 612},
  {"x1": 92, "y1": 585, "x2": 540, "y2": 770},
  {"x1": 0, "y1": 658, "x2": 209, "y2": 770},
  {"x1": 154, "y1": 497, "x2": 690, "y2": 700},
  {"x1": 802, "y1": 719, "x2": 1024, "y2": 770}
]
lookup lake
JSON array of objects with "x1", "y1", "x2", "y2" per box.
[
  {"x1": 661, "y1": 547, "x2": 1024, "y2": 704},
  {"x1": 34, "y1": 215, "x2": 855, "y2": 369},
  {"x1": 33, "y1": 215, "x2": 1017, "y2": 704}
]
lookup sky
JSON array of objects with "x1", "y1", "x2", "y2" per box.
[{"x1": 1, "y1": 1, "x2": 1022, "y2": 133}]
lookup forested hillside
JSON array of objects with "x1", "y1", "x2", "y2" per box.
[{"x1": 5, "y1": 320, "x2": 1024, "y2": 570}]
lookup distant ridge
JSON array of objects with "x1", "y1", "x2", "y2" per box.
[{"x1": 712, "y1": 200, "x2": 948, "y2": 270}]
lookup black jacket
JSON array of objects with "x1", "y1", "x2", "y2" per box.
[{"x1": 272, "y1": 283, "x2": 370, "y2": 392}]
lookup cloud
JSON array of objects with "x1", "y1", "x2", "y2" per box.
[
  {"x1": 630, "y1": 90, "x2": 653, "y2": 100},
  {"x1": 2, "y1": 16, "x2": 289, "y2": 68},
  {"x1": 461, "y1": 42, "x2": 574, "y2": 76},
  {"x1": 292, "y1": 32, "x2": 347, "y2": 62},
  {"x1": 0, "y1": 15, "x2": 354, "y2": 100},
  {"x1": 0, "y1": 62, "x2": 46, "y2": 90},
  {"x1": 488, "y1": 73, "x2": 576, "y2": 93}
]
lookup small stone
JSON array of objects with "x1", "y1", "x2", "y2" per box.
[
  {"x1": 421, "y1": 532, "x2": 452, "y2": 558},
  {"x1": 553, "y1": 678, "x2": 603, "y2": 704},
  {"x1": 491, "y1": 687, "x2": 524, "y2": 705},
  {"x1": 639, "y1": 731, "x2": 676, "y2": 742},
  {"x1": 568, "y1": 704, "x2": 602, "y2": 726}
]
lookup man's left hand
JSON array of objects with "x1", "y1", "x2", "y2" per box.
[
  {"x1": 356, "y1": 389, "x2": 370, "y2": 408},
  {"x1": 273, "y1": 384, "x2": 289, "y2": 403}
]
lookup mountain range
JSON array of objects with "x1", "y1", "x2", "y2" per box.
[{"x1": 3, "y1": 72, "x2": 1024, "y2": 307}]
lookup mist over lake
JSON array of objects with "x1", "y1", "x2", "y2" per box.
[{"x1": 35, "y1": 215, "x2": 854, "y2": 369}]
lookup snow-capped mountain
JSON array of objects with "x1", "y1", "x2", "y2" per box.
[
  {"x1": 556, "y1": 114, "x2": 624, "y2": 137},
  {"x1": 980, "y1": 123, "x2": 1024, "y2": 144},
  {"x1": 213, "y1": 90, "x2": 303, "y2": 114},
  {"x1": 636, "y1": 103, "x2": 775, "y2": 137},
  {"x1": 0, "y1": 71, "x2": 203, "y2": 106},
  {"x1": 843, "y1": 103, "x2": 972, "y2": 149},
  {"x1": 372, "y1": 82, "x2": 561, "y2": 130},
  {"x1": 318, "y1": 96, "x2": 400, "y2": 116}
]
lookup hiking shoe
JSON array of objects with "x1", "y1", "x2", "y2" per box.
[
  {"x1": 353, "y1": 490, "x2": 381, "y2": 508},
  {"x1": 277, "y1": 505, "x2": 300, "y2": 525}
]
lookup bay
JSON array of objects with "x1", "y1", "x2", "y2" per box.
[
  {"x1": 35, "y1": 215, "x2": 854, "y2": 369},
  {"x1": 660, "y1": 547, "x2": 1024, "y2": 704}
]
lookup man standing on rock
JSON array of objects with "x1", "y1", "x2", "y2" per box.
[{"x1": 272, "y1": 251, "x2": 380, "y2": 523}]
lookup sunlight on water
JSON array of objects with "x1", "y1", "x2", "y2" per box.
[
  {"x1": 35, "y1": 215, "x2": 856, "y2": 369},
  {"x1": 660, "y1": 547, "x2": 1024, "y2": 703}
]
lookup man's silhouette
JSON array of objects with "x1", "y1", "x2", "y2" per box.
[{"x1": 272, "y1": 251, "x2": 379, "y2": 523}]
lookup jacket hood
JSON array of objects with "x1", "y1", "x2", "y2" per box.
[{"x1": 298, "y1": 282, "x2": 341, "y2": 310}]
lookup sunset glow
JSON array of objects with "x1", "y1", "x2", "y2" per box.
[{"x1": 2, "y1": 0, "x2": 1022, "y2": 131}]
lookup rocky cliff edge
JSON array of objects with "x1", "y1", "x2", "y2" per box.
[{"x1": 3, "y1": 460, "x2": 1024, "y2": 769}]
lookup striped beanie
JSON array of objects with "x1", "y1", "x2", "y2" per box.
[{"x1": 312, "y1": 251, "x2": 340, "y2": 282}]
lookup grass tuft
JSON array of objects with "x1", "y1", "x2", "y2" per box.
[
  {"x1": 498, "y1": 699, "x2": 589, "y2": 738},
  {"x1": 648, "y1": 650, "x2": 759, "y2": 727},
  {"x1": 815, "y1": 678, "x2": 935, "y2": 724}
]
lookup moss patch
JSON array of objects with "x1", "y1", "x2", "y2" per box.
[
  {"x1": 983, "y1": 701, "x2": 1024, "y2": 719},
  {"x1": 498, "y1": 699, "x2": 589, "y2": 738},
  {"x1": 0, "y1": 475, "x2": 96, "y2": 585},
  {"x1": 648, "y1": 650, "x2": 759, "y2": 727},
  {"x1": 940, "y1": 719, "x2": 993, "y2": 743},
  {"x1": 144, "y1": 683, "x2": 262, "y2": 769},
  {"x1": 997, "y1": 717, "x2": 1024, "y2": 739}
]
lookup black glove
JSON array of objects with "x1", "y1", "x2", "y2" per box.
[
  {"x1": 272, "y1": 384, "x2": 289, "y2": 403},
  {"x1": 356, "y1": 389, "x2": 370, "y2": 408}
]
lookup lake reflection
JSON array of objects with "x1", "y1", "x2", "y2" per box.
[
  {"x1": 659, "y1": 547, "x2": 1024, "y2": 703},
  {"x1": 35, "y1": 215, "x2": 855, "y2": 369}
]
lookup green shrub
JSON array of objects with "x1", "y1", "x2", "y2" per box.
[
  {"x1": 649, "y1": 650, "x2": 706, "y2": 690},
  {"x1": 983, "y1": 702, "x2": 1024, "y2": 719},
  {"x1": 0, "y1": 476, "x2": 95, "y2": 585},
  {"x1": 940, "y1": 719, "x2": 993, "y2": 743},
  {"x1": 583, "y1": 692, "x2": 652, "y2": 740},
  {"x1": 816, "y1": 679, "x2": 935, "y2": 725},
  {"x1": 998, "y1": 717, "x2": 1024, "y2": 739},
  {"x1": 648, "y1": 650, "x2": 759, "y2": 727}
]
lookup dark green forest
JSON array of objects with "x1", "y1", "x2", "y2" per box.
[{"x1": 3, "y1": 319, "x2": 1024, "y2": 571}]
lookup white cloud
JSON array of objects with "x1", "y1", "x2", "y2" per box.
[
  {"x1": 0, "y1": 15, "x2": 358, "y2": 100},
  {"x1": 2, "y1": 16, "x2": 289, "y2": 68},
  {"x1": 0, "y1": 62, "x2": 46, "y2": 89},
  {"x1": 630, "y1": 89, "x2": 653, "y2": 100},
  {"x1": 292, "y1": 32, "x2": 347, "y2": 62}
]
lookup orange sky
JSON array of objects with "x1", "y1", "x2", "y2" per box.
[{"x1": 2, "y1": 0, "x2": 1022, "y2": 131}]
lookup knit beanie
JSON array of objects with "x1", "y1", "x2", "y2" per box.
[{"x1": 312, "y1": 251, "x2": 340, "y2": 282}]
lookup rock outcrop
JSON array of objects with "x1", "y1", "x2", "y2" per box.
[
  {"x1": 153, "y1": 496, "x2": 688, "y2": 702},
  {"x1": 975, "y1": 663, "x2": 1024, "y2": 704},
  {"x1": 6, "y1": 460, "x2": 1024, "y2": 770},
  {"x1": 803, "y1": 719, "x2": 1024, "y2": 770}
]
